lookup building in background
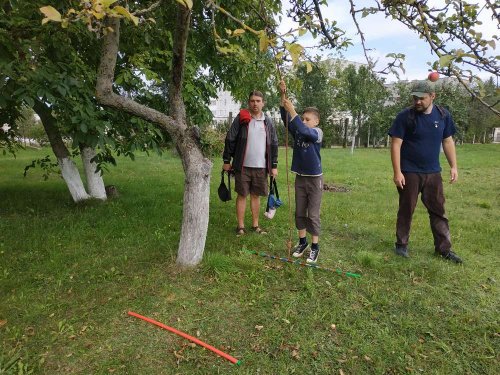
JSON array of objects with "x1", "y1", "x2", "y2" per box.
[
  {"x1": 209, "y1": 89, "x2": 241, "y2": 124},
  {"x1": 493, "y1": 128, "x2": 500, "y2": 143}
]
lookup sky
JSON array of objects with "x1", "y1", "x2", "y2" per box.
[{"x1": 278, "y1": 0, "x2": 498, "y2": 83}]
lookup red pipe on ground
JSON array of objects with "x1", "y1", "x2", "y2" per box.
[{"x1": 128, "y1": 311, "x2": 241, "y2": 365}]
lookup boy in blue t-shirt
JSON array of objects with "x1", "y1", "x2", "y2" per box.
[{"x1": 279, "y1": 80, "x2": 323, "y2": 264}]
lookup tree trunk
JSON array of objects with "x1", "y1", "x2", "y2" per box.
[
  {"x1": 176, "y1": 142, "x2": 212, "y2": 266},
  {"x1": 350, "y1": 116, "x2": 356, "y2": 154},
  {"x1": 342, "y1": 118, "x2": 348, "y2": 148},
  {"x1": 170, "y1": 6, "x2": 213, "y2": 267},
  {"x1": 33, "y1": 100, "x2": 90, "y2": 202},
  {"x1": 367, "y1": 123, "x2": 370, "y2": 148},
  {"x1": 59, "y1": 157, "x2": 92, "y2": 202},
  {"x1": 80, "y1": 145, "x2": 107, "y2": 200}
]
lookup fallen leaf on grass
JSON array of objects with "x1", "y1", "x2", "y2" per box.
[
  {"x1": 173, "y1": 350, "x2": 185, "y2": 360},
  {"x1": 339, "y1": 369, "x2": 345, "y2": 375},
  {"x1": 0, "y1": 320, "x2": 6, "y2": 327},
  {"x1": 364, "y1": 355, "x2": 372, "y2": 362},
  {"x1": 291, "y1": 349, "x2": 300, "y2": 360},
  {"x1": 255, "y1": 325, "x2": 264, "y2": 331},
  {"x1": 25, "y1": 326, "x2": 35, "y2": 336}
]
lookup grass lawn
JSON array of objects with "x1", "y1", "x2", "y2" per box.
[{"x1": 1, "y1": 144, "x2": 498, "y2": 374}]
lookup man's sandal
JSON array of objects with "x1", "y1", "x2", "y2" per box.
[
  {"x1": 236, "y1": 227, "x2": 246, "y2": 236},
  {"x1": 252, "y1": 226, "x2": 267, "y2": 235}
]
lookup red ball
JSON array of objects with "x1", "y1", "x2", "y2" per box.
[{"x1": 428, "y1": 72, "x2": 440, "y2": 82}]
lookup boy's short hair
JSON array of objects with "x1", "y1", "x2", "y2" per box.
[
  {"x1": 303, "y1": 107, "x2": 320, "y2": 121},
  {"x1": 248, "y1": 90, "x2": 265, "y2": 100}
]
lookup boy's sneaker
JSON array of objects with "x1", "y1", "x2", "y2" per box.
[
  {"x1": 292, "y1": 242, "x2": 308, "y2": 258},
  {"x1": 307, "y1": 246, "x2": 320, "y2": 264}
]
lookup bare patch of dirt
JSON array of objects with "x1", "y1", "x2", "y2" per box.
[{"x1": 323, "y1": 183, "x2": 351, "y2": 193}]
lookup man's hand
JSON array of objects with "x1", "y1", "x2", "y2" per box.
[
  {"x1": 223, "y1": 163, "x2": 232, "y2": 172},
  {"x1": 393, "y1": 172, "x2": 405, "y2": 189},
  {"x1": 450, "y1": 167, "x2": 458, "y2": 183},
  {"x1": 271, "y1": 168, "x2": 278, "y2": 177}
]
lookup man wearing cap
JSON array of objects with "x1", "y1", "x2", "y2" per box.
[{"x1": 388, "y1": 80, "x2": 462, "y2": 263}]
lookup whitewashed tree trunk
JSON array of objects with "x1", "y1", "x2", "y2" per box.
[
  {"x1": 59, "y1": 157, "x2": 91, "y2": 202},
  {"x1": 33, "y1": 100, "x2": 91, "y2": 203},
  {"x1": 350, "y1": 117, "x2": 357, "y2": 155},
  {"x1": 367, "y1": 123, "x2": 370, "y2": 148},
  {"x1": 176, "y1": 151, "x2": 212, "y2": 266},
  {"x1": 80, "y1": 146, "x2": 107, "y2": 200}
]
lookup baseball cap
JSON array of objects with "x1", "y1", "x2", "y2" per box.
[{"x1": 411, "y1": 80, "x2": 436, "y2": 97}]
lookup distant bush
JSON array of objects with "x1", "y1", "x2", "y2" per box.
[{"x1": 199, "y1": 125, "x2": 226, "y2": 158}]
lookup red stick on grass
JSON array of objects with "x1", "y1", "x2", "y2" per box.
[{"x1": 128, "y1": 311, "x2": 241, "y2": 365}]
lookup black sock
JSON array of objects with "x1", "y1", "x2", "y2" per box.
[
  {"x1": 311, "y1": 243, "x2": 319, "y2": 250},
  {"x1": 299, "y1": 237, "x2": 307, "y2": 245}
]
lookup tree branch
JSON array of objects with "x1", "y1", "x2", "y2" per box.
[
  {"x1": 312, "y1": 0, "x2": 339, "y2": 48},
  {"x1": 95, "y1": 17, "x2": 181, "y2": 137},
  {"x1": 170, "y1": 4, "x2": 191, "y2": 123},
  {"x1": 413, "y1": 2, "x2": 499, "y2": 117},
  {"x1": 348, "y1": 0, "x2": 374, "y2": 71},
  {"x1": 133, "y1": 0, "x2": 163, "y2": 16}
]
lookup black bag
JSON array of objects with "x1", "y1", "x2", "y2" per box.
[{"x1": 218, "y1": 170, "x2": 232, "y2": 202}]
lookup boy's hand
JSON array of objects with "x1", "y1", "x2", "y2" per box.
[{"x1": 282, "y1": 98, "x2": 297, "y2": 118}]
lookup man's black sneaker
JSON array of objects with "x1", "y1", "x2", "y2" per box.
[
  {"x1": 292, "y1": 242, "x2": 308, "y2": 258},
  {"x1": 307, "y1": 246, "x2": 320, "y2": 264},
  {"x1": 395, "y1": 246, "x2": 409, "y2": 258},
  {"x1": 439, "y1": 250, "x2": 463, "y2": 264}
]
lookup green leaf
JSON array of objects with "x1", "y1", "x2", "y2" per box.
[
  {"x1": 232, "y1": 29, "x2": 245, "y2": 37},
  {"x1": 287, "y1": 43, "x2": 304, "y2": 65},
  {"x1": 175, "y1": 0, "x2": 193, "y2": 10},
  {"x1": 305, "y1": 61, "x2": 313, "y2": 73},
  {"x1": 24, "y1": 96, "x2": 34, "y2": 108},
  {"x1": 39, "y1": 6, "x2": 61, "y2": 23},
  {"x1": 298, "y1": 28, "x2": 307, "y2": 37},
  {"x1": 101, "y1": 0, "x2": 118, "y2": 8},
  {"x1": 259, "y1": 31, "x2": 269, "y2": 52},
  {"x1": 113, "y1": 6, "x2": 139, "y2": 26},
  {"x1": 80, "y1": 123, "x2": 88, "y2": 133},
  {"x1": 439, "y1": 55, "x2": 454, "y2": 67}
]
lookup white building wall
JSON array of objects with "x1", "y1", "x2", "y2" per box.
[
  {"x1": 493, "y1": 128, "x2": 500, "y2": 143},
  {"x1": 209, "y1": 89, "x2": 242, "y2": 124}
]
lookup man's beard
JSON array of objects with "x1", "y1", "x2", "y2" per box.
[{"x1": 414, "y1": 103, "x2": 430, "y2": 112}]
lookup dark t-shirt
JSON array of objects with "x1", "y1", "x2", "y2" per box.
[{"x1": 388, "y1": 105, "x2": 456, "y2": 173}]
